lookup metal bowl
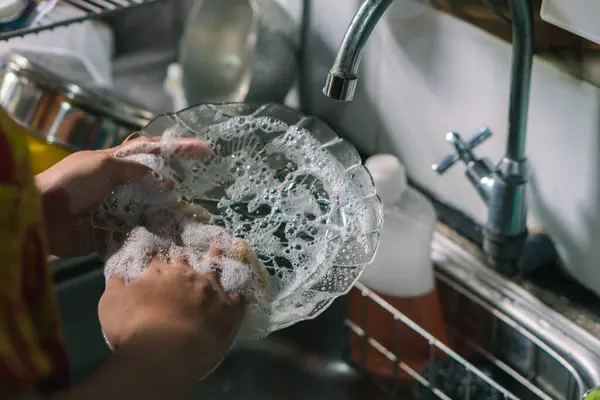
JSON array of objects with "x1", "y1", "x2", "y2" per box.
[
  {"x1": 179, "y1": 0, "x2": 298, "y2": 105},
  {"x1": 0, "y1": 51, "x2": 155, "y2": 152}
]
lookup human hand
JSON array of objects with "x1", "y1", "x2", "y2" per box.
[
  {"x1": 35, "y1": 136, "x2": 212, "y2": 257},
  {"x1": 98, "y1": 255, "x2": 245, "y2": 381}
]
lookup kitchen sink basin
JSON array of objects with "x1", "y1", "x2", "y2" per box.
[
  {"x1": 194, "y1": 339, "x2": 390, "y2": 400},
  {"x1": 431, "y1": 226, "x2": 600, "y2": 399},
  {"x1": 55, "y1": 224, "x2": 600, "y2": 400}
]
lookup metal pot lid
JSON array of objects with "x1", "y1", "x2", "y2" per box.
[{"x1": 3, "y1": 50, "x2": 155, "y2": 128}]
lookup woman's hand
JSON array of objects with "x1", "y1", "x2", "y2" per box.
[
  {"x1": 35, "y1": 137, "x2": 212, "y2": 257},
  {"x1": 47, "y1": 256, "x2": 244, "y2": 400},
  {"x1": 99, "y1": 256, "x2": 244, "y2": 381}
]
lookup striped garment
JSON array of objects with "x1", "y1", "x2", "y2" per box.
[{"x1": 0, "y1": 108, "x2": 68, "y2": 397}]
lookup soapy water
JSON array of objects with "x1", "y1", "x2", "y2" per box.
[{"x1": 93, "y1": 114, "x2": 377, "y2": 339}]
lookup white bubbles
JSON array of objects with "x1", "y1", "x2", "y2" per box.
[
  {"x1": 102, "y1": 221, "x2": 270, "y2": 338},
  {"x1": 94, "y1": 112, "x2": 378, "y2": 339}
]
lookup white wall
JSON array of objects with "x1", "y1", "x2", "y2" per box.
[{"x1": 279, "y1": 0, "x2": 600, "y2": 294}]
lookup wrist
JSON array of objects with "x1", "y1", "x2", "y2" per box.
[
  {"x1": 35, "y1": 173, "x2": 69, "y2": 256},
  {"x1": 117, "y1": 324, "x2": 216, "y2": 384},
  {"x1": 35, "y1": 179, "x2": 57, "y2": 255},
  {"x1": 35, "y1": 173, "x2": 59, "y2": 225},
  {"x1": 50, "y1": 328, "x2": 206, "y2": 400}
]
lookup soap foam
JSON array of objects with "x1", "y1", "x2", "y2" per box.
[{"x1": 103, "y1": 221, "x2": 269, "y2": 337}]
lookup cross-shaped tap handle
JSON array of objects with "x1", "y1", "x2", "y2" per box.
[{"x1": 432, "y1": 127, "x2": 492, "y2": 174}]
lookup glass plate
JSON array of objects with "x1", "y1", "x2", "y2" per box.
[{"x1": 92, "y1": 103, "x2": 383, "y2": 338}]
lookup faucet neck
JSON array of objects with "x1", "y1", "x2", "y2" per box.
[
  {"x1": 506, "y1": 0, "x2": 534, "y2": 161},
  {"x1": 323, "y1": 0, "x2": 393, "y2": 101}
]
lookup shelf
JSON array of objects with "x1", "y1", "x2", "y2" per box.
[{"x1": 0, "y1": 0, "x2": 166, "y2": 41}]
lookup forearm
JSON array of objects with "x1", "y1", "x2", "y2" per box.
[
  {"x1": 34, "y1": 173, "x2": 63, "y2": 257},
  {"x1": 49, "y1": 331, "x2": 209, "y2": 400}
]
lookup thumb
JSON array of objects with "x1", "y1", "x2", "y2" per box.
[
  {"x1": 99, "y1": 275, "x2": 127, "y2": 316},
  {"x1": 103, "y1": 155, "x2": 154, "y2": 187},
  {"x1": 105, "y1": 275, "x2": 127, "y2": 293}
]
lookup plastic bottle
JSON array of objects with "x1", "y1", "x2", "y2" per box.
[{"x1": 349, "y1": 154, "x2": 448, "y2": 379}]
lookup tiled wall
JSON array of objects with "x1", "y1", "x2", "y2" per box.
[{"x1": 279, "y1": 0, "x2": 600, "y2": 294}]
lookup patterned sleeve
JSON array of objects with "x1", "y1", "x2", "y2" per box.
[{"x1": 0, "y1": 110, "x2": 69, "y2": 397}]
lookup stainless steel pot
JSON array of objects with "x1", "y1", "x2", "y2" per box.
[
  {"x1": 0, "y1": 51, "x2": 155, "y2": 152},
  {"x1": 179, "y1": 0, "x2": 298, "y2": 105}
]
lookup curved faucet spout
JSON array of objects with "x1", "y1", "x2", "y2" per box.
[
  {"x1": 506, "y1": 0, "x2": 534, "y2": 161},
  {"x1": 322, "y1": 0, "x2": 393, "y2": 101},
  {"x1": 324, "y1": 0, "x2": 537, "y2": 271}
]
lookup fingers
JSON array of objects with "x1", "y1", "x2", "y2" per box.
[
  {"x1": 204, "y1": 271, "x2": 229, "y2": 303},
  {"x1": 146, "y1": 255, "x2": 165, "y2": 272},
  {"x1": 98, "y1": 135, "x2": 158, "y2": 155},
  {"x1": 169, "y1": 138, "x2": 215, "y2": 157},
  {"x1": 204, "y1": 269, "x2": 245, "y2": 318},
  {"x1": 135, "y1": 254, "x2": 243, "y2": 310},
  {"x1": 204, "y1": 246, "x2": 243, "y2": 307},
  {"x1": 208, "y1": 244, "x2": 223, "y2": 257},
  {"x1": 101, "y1": 275, "x2": 127, "y2": 308},
  {"x1": 106, "y1": 275, "x2": 126, "y2": 291},
  {"x1": 228, "y1": 292, "x2": 245, "y2": 322},
  {"x1": 97, "y1": 136, "x2": 212, "y2": 197},
  {"x1": 103, "y1": 156, "x2": 155, "y2": 188},
  {"x1": 112, "y1": 137, "x2": 214, "y2": 158},
  {"x1": 230, "y1": 292, "x2": 243, "y2": 304},
  {"x1": 97, "y1": 153, "x2": 177, "y2": 199},
  {"x1": 113, "y1": 141, "x2": 163, "y2": 157}
]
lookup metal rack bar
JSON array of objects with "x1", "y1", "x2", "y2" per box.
[
  {"x1": 0, "y1": 0, "x2": 165, "y2": 41},
  {"x1": 347, "y1": 267, "x2": 596, "y2": 399},
  {"x1": 452, "y1": 330, "x2": 552, "y2": 400},
  {"x1": 435, "y1": 263, "x2": 588, "y2": 400},
  {"x1": 349, "y1": 281, "x2": 520, "y2": 399}
]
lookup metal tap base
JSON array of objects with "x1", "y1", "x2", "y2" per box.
[{"x1": 483, "y1": 228, "x2": 529, "y2": 276}]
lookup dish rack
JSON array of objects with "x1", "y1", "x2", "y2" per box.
[
  {"x1": 349, "y1": 282, "x2": 523, "y2": 400},
  {"x1": 0, "y1": 0, "x2": 164, "y2": 40},
  {"x1": 345, "y1": 229, "x2": 600, "y2": 400},
  {"x1": 348, "y1": 280, "x2": 577, "y2": 400}
]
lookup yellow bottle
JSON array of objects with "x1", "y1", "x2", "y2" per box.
[
  {"x1": 25, "y1": 134, "x2": 71, "y2": 175},
  {"x1": 0, "y1": 105, "x2": 71, "y2": 175}
]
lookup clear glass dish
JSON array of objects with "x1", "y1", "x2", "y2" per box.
[{"x1": 92, "y1": 103, "x2": 383, "y2": 338}]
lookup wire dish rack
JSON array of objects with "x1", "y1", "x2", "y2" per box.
[
  {"x1": 347, "y1": 255, "x2": 597, "y2": 400},
  {"x1": 348, "y1": 281, "x2": 521, "y2": 400},
  {"x1": 0, "y1": 0, "x2": 164, "y2": 40}
]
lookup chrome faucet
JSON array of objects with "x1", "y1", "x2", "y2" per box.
[
  {"x1": 323, "y1": 0, "x2": 535, "y2": 274},
  {"x1": 323, "y1": 0, "x2": 393, "y2": 101}
]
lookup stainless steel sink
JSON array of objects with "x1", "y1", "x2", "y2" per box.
[
  {"x1": 432, "y1": 227, "x2": 600, "y2": 399},
  {"x1": 194, "y1": 339, "x2": 390, "y2": 400},
  {"x1": 190, "y1": 225, "x2": 600, "y2": 400}
]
